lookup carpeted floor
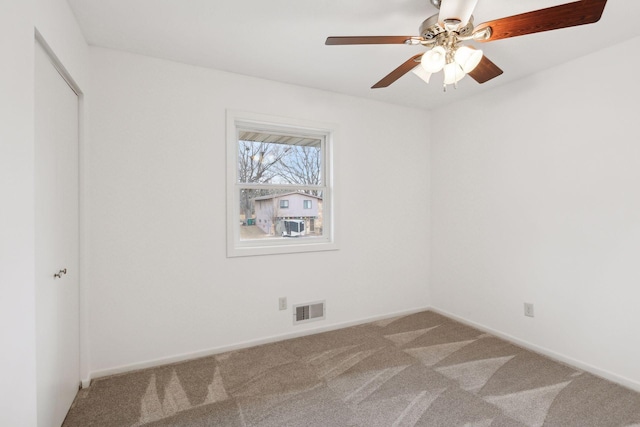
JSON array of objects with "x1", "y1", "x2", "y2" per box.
[{"x1": 63, "y1": 311, "x2": 640, "y2": 426}]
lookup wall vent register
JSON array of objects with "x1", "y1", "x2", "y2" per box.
[{"x1": 293, "y1": 301, "x2": 325, "y2": 324}]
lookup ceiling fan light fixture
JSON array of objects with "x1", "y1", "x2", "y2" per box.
[
  {"x1": 443, "y1": 62, "x2": 465, "y2": 85},
  {"x1": 420, "y1": 46, "x2": 446, "y2": 73},
  {"x1": 412, "y1": 65, "x2": 432, "y2": 84},
  {"x1": 455, "y1": 46, "x2": 483, "y2": 73}
]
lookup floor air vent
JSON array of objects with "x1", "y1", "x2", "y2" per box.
[{"x1": 293, "y1": 301, "x2": 325, "y2": 325}]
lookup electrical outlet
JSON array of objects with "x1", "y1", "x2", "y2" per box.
[
  {"x1": 279, "y1": 297, "x2": 287, "y2": 311},
  {"x1": 524, "y1": 303, "x2": 534, "y2": 318}
]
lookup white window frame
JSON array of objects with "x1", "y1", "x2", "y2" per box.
[{"x1": 226, "y1": 110, "x2": 337, "y2": 257}]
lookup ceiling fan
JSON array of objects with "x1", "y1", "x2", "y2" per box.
[{"x1": 326, "y1": 0, "x2": 608, "y2": 90}]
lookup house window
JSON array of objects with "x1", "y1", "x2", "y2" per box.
[{"x1": 226, "y1": 110, "x2": 336, "y2": 257}]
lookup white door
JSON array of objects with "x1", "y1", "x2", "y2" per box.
[{"x1": 34, "y1": 41, "x2": 80, "y2": 427}]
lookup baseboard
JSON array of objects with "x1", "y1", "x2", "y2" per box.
[
  {"x1": 430, "y1": 306, "x2": 640, "y2": 393},
  {"x1": 87, "y1": 305, "x2": 430, "y2": 382}
]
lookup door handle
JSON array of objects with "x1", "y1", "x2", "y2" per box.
[{"x1": 53, "y1": 268, "x2": 67, "y2": 279}]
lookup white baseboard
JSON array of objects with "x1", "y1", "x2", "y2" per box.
[
  {"x1": 430, "y1": 306, "x2": 640, "y2": 393},
  {"x1": 87, "y1": 305, "x2": 430, "y2": 382}
]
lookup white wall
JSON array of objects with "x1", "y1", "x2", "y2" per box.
[
  {"x1": 35, "y1": 0, "x2": 88, "y2": 87},
  {"x1": 0, "y1": 0, "x2": 87, "y2": 425},
  {"x1": 0, "y1": 2, "x2": 37, "y2": 424},
  {"x1": 430, "y1": 36, "x2": 640, "y2": 390},
  {"x1": 86, "y1": 47, "x2": 431, "y2": 376}
]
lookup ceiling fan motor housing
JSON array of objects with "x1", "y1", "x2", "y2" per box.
[{"x1": 420, "y1": 14, "x2": 475, "y2": 40}]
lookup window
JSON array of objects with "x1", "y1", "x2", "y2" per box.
[{"x1": 226, "y1": 110, "x2": 336, "y2": 257}]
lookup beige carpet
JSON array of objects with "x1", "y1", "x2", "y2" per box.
[{"x1": 63, "y1": 311, "x2": 640, "y2": 426}]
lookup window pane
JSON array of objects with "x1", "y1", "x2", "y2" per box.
[
  {"x1": 227, "y1": 111, "x2": 335, "y2": 256},
  {"x1": 238, "y1": 133, "x2": 322, "y2": 186},
  {"x1": 238, "y1": 189, "x2": 324, "y2": 241}
]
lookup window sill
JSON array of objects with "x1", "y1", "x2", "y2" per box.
[{"x1": 227, "y1": 239, "x2": 339, "y2": 258}]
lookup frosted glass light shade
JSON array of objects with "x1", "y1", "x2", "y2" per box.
[
  {"x1": 443, "y1": 62, "x2": 465, "y2": 84},
  {"x1": 454, "y1": 46, "x2": 483, "y2": 73},
  {"x1": 412, "y1": 65, "x2": 432, "y2": 84},
  {"x1": 421, "y1": 46, "x2": 446, "y2": 73}
]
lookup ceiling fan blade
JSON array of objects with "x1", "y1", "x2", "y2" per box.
[
  {"x1": 325, "y1": 36, "x2": 420, "y2": 45},
  {"x1": 468, "y1": 56, "x2": 503, "y2": 84},
  {"x1": 372, "y1": 54, "x2": 423, "y2": 88},
  {"x1": 475, "y1": 0, "x2": 607, "y2": 42},
  {"x1": 438, "y1": 0, "x2": 479, "y2": 26}
]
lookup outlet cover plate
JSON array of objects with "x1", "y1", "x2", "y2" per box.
[
  {"x1": 524, "y1": 303, "x2": 534, "y2": 318},
  {"x1": 279, "y1": 297, "x2": 287, "y2": 311}
]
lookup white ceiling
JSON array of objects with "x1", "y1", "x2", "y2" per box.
[{"x1": 67, "y1": 0, "x2": 639, "y2": 110}]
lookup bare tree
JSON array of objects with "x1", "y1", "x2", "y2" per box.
[
  {"x1": 267, "y1": 200, "x2": 281, "y2": 236},
  {"x1": 237, "y1": 140, "x2": 323, "y2": 223},
  {"x1": 276, "y1": 146, "x2": 321, "y2": 195},
  {"x1": 238, "y1": 140, "x2": 290, "y2": 220}
]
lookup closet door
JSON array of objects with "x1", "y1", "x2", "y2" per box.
[{"x1": 34, "y1": 41, "x2": 80, "y2": 427}]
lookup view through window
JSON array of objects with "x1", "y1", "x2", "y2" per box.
[{"x1": 227, "y1": 112, "x2": 335, "y2": 256}]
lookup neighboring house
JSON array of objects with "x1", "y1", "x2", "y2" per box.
[{"x1": 253, "y1": 192, "x2": 322, "y2": 235}]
